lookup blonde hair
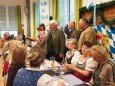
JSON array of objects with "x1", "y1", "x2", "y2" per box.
[
  {"x1": 90, "y1": 45, "x2": 108, "y2": 60},
  {"x1": 6, "y1": 40, "x2": 21, "y2": 62},
  {"x1": 27, "y1": 49, "x2": 45, "y2": 67}
]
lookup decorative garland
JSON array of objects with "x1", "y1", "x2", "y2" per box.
[{"x1": 79, "y1": 0, "x2": 115, "y2": 25}]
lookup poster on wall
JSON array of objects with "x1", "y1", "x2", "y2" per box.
[{"x1": 40, "y1": 0, "x2": 49, "y2": 30}]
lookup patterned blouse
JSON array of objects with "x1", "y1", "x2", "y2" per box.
[{"x1": 13, "y1": 68, "x2": 43, "y2": 86}]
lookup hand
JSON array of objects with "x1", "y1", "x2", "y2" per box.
[
  {"x1": 59, "y1": 54, "x2": 64, "y2": 58},
  {"x1": 58, "y1": 79, "x2": 66, "y2": 86},
  {"x1": 37, "y1": 39, "x2": 40, "y2": 44},
  {"x1": 71, "y1": 64, "x2": 76, "y2": 70},
  {"x1": 63, "y1": 62, "x2": 68, "y2": 68}
]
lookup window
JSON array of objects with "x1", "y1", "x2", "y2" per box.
[
  {"x1": 8, "y1": 6, "x2": 17, "y2": 31},
  {"x1": 59, "y1": 0, "x2": 67, "y2": 27},
  {"x1": 0, "y1": 6, "x2": 17, "y2": 37},
  {"x1": 69, "y1": 0, "x2": 74, "y2": 21},
  {"x1": 0, "y1": 6, "x2": 7, "y2": 33},
  {"x1": 58, "y1": 0, "x2": 74, "y2": 28}
]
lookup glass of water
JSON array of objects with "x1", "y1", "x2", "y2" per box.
[{"x1": 59, "y1": 66, "x2": 65, "y2": 79}]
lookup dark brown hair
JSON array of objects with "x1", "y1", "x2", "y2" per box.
[
  {"x1": 9, "y1": 45, "x2": 27, "y2": 68},
  {"x1": 80, "y1": 18, "x2": 89, "y2": 24},
  {"x1": 83, "y1": 41, "x2": 93, "y2": 48}
]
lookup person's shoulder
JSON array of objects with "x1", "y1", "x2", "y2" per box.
[
  {"x1": 16, "y1": 68, "x2": 25, "y2": 73},
  {"x1": 87, "y1": 26, "x2": 95, "y2": 31},
  {"x1": 107, "y1": 59, "x2": 115, "y2": 68},
  {"x1": 74, "y1": 50, "x2": 80, "y2": 54},
  {"x1": 87, "y1": 57, "x2": 94, "y2": 62},
  {"x1": 41, "y1": 74, "x2": 52, "y2": 79},
  {"x1": 37, "y1": 74, "x2": 53, "y2": 86},
  {"x1": 58, "y1": 28, "x2": 63, "y2": 32},
  {"x1": 85, "y1": 26, "x2": 95, "y2": 33}
]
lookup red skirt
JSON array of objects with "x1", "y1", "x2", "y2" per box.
[{"x1": 73, "y1": 71, "x2": 91, "y2": 82}]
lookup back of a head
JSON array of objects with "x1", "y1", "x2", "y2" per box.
[
  {"x1": 10, "y1": 45, "x2": 27, "y2": 68},
  {"x1": 8, "y1": 40, "x2": 21, "y2": 52},
  {"x1": 7, "y1": 35, "x2": 14, "y2": 41},
  {"x1": 27, "y1": 49, "x2": 45, "y2": 67},
  {"x1": 6, "y1": 40, "x2": 21, "y2": 61}
]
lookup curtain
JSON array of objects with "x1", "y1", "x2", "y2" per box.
[
  {"x1": 74, "y1": 0, "x2": 82, "y2": 30},
  {"x1": 33, "y1": 3, "x2": 36, "y2": 38},
  {"x1": 58, "y1": 0, "x2": 67, "y2": 27},
  {"x1": 35, "y1": 1, "x2": 40, "y2": 37},
  {"x1": 26, "y1": 0, "x2": 31, "y2": 37},
  {"x1": 52, "y1": 0, "x2": 59, "y2": 20},
  {"x1": 16, "y1": 6, "x2": 21, "y2": 34}
]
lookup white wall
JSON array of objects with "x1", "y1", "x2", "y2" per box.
[
  {"x1": 49, "y1": 0, "x2": 52, "y2": 16},
  {"x1": 20, "y1": 0, "x2": 27, "y2": 36},
  {"x1": 0, "y1": 0, "x2": 22, "y2": 5},
  {"x1": 82, "y1": 0, "x2": 113, "y2": 6}
]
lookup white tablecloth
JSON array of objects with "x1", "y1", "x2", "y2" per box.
[
  {"x1": 40, "y1": 59, "x2": 84, "y2": 86},
  {"x1": 53, "y1": 74, "x2": 84, "y2": 86}
]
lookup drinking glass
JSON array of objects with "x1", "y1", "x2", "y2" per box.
[
  {"x1": 53, "y1": 67, "x2": 58, "y2": 76},
  {"x1": 50, "y1": 56, "x2": 55, "y2": 69},
  {"x1": 59, "y1": 66, "x2": 65, "y2": 79}
]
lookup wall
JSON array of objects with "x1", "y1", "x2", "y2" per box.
[
  {"x1": 82, "y1": 0, "x2": 113, "y2": 6},
  {"x1": 0, "y1": 0, "x2": 22, "y2": 5}
]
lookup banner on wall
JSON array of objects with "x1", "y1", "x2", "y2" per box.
[
  {"x1": 94, "y1": 25, "x2": 115, "y2": 62},
  {"x1": 40, "y1": 0, "x2": 49, "y2": 30}
]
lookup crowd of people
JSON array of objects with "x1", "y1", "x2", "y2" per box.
[{"x1": 1, "y1": 18, "x2": 115, "y2": 86}]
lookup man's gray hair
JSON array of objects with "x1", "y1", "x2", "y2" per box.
[{"x1": 49, "y1": 20, "x2": 57, "y2": 25}]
